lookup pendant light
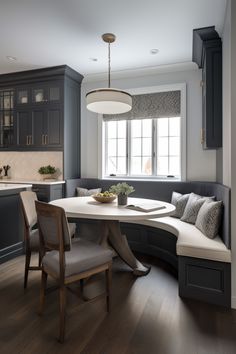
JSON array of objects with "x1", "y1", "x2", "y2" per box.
[{"x1": 86, "y1": 33, "x2": 132, "y2": 114}]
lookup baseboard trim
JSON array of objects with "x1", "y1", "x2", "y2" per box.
[{"x1": 0, "y1": 242, "x2": 24, "y2": 264}]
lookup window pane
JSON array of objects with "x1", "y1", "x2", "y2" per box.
[
  {"x1": 131, "y1": 120, "x2": 141, "y2": 137},
  {"x1": 131, "y1": 137, "x2": 141, "y2": 156},
  {"x1": 117, "y1": 120, "x2": 126, "y2": 138},
  {"x1": 107, "y1": 121, "x2": 116, "y2": 138},
  {"x1": 142, "y1": 119, "x2": 152, "y2": 137},
  {"x1": 157, "y1": 118, "x2": 168, "y2": 136},
  {"x1": 169, "y1": 137, "x2": 180, "y2": 156},
  {"x1": 157, "y1": 157, "x2": 168, "y2": 175},
  {"x1": 169, "y1": 156, "x2": 180, "y2": 176},
  {"x1": 108, "y1": 139, "x2": 116, "y2": 156},
  {"x1": 131, "y1": 157, "x2": 142, "y2": 175},
  {"x1": 142, "y1": 137, "x2": 152, "y2": 156},
  {"x1": 117, "y1": 138, "x2": 126, "y2": 156},
  {"x1": 169, "y1": 117, "x2": 180, "y2": 136},
  {"x1": 107, "y1": 157, "x2": 117, "y2": 174},
  {"x1": 142, "y1": 157, "x2": 152, "y2": 175},
  {"x1": 158, "y1": 137, "x2": 168, "y2": 156},
  {"x1": 117, "y1": 157, "x2": 126, "y2": 174}
]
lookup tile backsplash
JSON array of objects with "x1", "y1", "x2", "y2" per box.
[{"x1": 0, "y1": 151, "x2": 63, "y2": 180}]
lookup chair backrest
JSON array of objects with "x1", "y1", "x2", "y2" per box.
[
  {"x1": 35, "y1": 201, "x2": 71, "y2": 252},
  {"x1": 20, "y1": 191, "x2": 38, "y2": 230}
]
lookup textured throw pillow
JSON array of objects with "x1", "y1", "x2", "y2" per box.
[
  {"x1": 195, "y1": 200, "x2": 223, "y2": 239},
  {"x1": 171, "y1": 192, "x2": 190, "y2": 218},
  {"x1": 77, "y1": 187, "x2": 102, "y2": 197},
  {"x1": 180, "y1": 193, "x2": 215, "y2": 224}
]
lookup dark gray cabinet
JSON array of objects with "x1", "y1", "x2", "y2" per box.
[
  {"x1": 0, "y1": 65, "x2": 83, "y2": 179},
  {"x1": 16, "y1": 110, "x2": 32, "y2": 147},
  {"x1": 193, "y1": 26, "x2": 222, "y2": 149},
  {"x1": 31, "y1": 183, "x2": 64, "y2": 202}
]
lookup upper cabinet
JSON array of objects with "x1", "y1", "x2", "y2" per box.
[
  {"x1": 0, "y1": 65, "x2": 83, "y2": 179},
  {"x1": 193, "y1": 26, "x2": 222, "y2": 149},
  {"x1": 16, "y1": 83, "x2": 61, "y2": 106}
]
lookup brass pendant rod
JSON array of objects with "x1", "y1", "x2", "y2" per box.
[{"x1": 108, "y1": 42, "x2": 111, "y2": 88}]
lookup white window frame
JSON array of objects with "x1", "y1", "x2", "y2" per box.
[{"x1": 98, "y1": 83, "x2": 186, "y2": 181}]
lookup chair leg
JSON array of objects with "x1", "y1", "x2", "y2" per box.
[
  {"x1": 39, "y1": 270, "x2": 47, "y2": 315},
  {"x1": 105, "y1": 265, "x2": 112, "y2": 312},
  {"x1": 59, "y1": 285, "x2": 66, "y2": 343},
  {"x1": 38, "y1": 251, "x2": 42, "y2": 267},
  {"x1": 24, "y1": 251, "x2": 31, "y2": 289}
]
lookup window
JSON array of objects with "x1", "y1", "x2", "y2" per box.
[
  {"x1": 104, "y1": 116, "x2": 181, "y2": 178},
  {"x1": 101, "y1": 85, "x2": 186, "y2": 180}
]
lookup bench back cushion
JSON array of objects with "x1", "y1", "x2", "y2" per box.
[{"x1": 65, "y1": 179, "x2": 231, "y2": 249}]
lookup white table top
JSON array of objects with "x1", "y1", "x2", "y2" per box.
[{"x1": 50, "y1": 196, "x2": 175, "y2": 221}]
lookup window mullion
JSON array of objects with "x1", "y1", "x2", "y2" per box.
[
  {"x1": 153, "y1": 119, "x2": 157, "y2": 176},
  {"x1": 104, "y1": 122, "x2": 108, "y2": 176},
  {"x1": 127, "y1": 120, "x2": 131, "y2": 176}
]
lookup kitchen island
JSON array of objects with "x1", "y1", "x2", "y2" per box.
[{"x1": 0, "y1": 184, "x2": 32, "y2": 263}]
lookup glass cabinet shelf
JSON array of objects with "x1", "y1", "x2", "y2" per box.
[{"x1": 17, "y1": 90, "x2": 28, "y2": 104}]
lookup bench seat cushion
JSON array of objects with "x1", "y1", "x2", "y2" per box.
[{"x1": 126, "y1": 216, "x2": 231, "y2": 263}]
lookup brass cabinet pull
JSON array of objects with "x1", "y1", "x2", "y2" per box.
[
  {"x1": 45, "y1": 134, "x2": 48, "y2": 145},
  {"x1": 26, "y1": 135, "x2": 29, "y2": 145},
  {"x1": 201, "y1": 129, "x2": 205, "y2": 145},
  {"x1": 42, "y1": 135, "x2": 44, "y2": 145},
  {"x1": 30, "y1": 135, "x2": 32, "y2": 145}
]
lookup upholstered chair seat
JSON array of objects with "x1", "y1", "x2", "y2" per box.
[{"x1": 43, "y1": 239, "x2": 113, "y2": 278}]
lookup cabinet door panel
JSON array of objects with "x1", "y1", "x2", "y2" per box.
[
  {"x1": 17, "y1": 111, "x2": 32, "y2": 146},
  {"x1": 32, "y1": 109, "x2": 44, "y2": 146},
  {"x1": 46, "y1": 108, "x2": 62, "y2": 147}
]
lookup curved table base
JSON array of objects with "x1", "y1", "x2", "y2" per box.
[{"x1": 100, "y1": 220, "x2": 151, "y2": 276}]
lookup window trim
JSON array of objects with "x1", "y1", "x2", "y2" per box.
[{"x1": 98, "y1": 83, "x2": 186, "y2": 181}]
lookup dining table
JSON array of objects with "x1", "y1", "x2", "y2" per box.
[{"x1": 50, "y1": 196, "x2": 176, "y2": 276}]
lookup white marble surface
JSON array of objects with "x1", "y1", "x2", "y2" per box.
[
  {"x1": 51, "y1": 196, "x2": 175, "y2": 221},
  {"x1": 0, "y1": 179, "x2": 65, "y2": 185},
  {"x1": 0, "y1": 183, "x2": 32, "y2": 191}
]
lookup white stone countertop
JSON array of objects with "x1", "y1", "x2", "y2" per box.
[
  {"x1": 0, "y1": 179, "x2": 65, "y2": 185},
  {"x1": 0, "y1": 183, "x2": 32, "y2": 191}
]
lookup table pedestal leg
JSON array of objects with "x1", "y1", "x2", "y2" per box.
[{"x1": 100, "y1": 220, "x2": 151, "y2": 276}]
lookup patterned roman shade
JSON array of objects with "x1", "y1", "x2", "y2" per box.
[{"x1": 103, "y1": 90, "x2": 181, "y2": 121}]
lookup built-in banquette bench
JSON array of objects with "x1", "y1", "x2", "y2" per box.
[{"x1": 66, "y1": 178, "x2": 231, "y2": 307}]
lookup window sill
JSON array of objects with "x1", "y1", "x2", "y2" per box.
[{"x1": 102, "y1": 176, "x2": 182, "y2": 182}]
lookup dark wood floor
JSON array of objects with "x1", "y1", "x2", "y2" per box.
[{"x1": 1, "y1": 253, "x2": 236, "y2": 354}]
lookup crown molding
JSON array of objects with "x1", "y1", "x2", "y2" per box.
[{"x1": 82, "y1": 61, "x2": 198, "y2": 84}]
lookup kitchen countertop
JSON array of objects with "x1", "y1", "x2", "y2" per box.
[
  {"x1": 0, "y1": 183, "x2": 32, "y2": 191},
  {"x1": 0, "y1": 179, "x2": 65, "y2": 185}
]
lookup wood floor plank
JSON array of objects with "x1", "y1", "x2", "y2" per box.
[{"x1": 0, "y1": 253, "x2": 236, "y2": 354}]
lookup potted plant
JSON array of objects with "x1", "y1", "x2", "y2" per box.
[
  {"x1": 109, "y1": 182, "x2": 135, "y2": 205},
  {"x1": 38, "y1": 165, "x2": 57, "y2": 180}
]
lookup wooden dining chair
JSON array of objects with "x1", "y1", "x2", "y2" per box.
[
  {"x1": 20, "y1": 191, "x2": 77, "y2": 289},
  {"x1": 35, "y1": 201, "x2": 113, "y2": 343}
]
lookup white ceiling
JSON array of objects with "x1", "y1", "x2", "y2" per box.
[{"x1": 0, "y1": 0, "x2": 227, "y2": 78}]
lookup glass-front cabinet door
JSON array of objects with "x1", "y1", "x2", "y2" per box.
[
  {"x1": 32, "y1": 83, "x2": 61, "y2": 104},
  {"x1": 0, "y1": 89, "x2": 14, "y2": 148}
]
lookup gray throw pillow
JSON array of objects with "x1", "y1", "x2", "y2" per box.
[
  {"x1": 180, "y1": 193, "x2": 215, "y2": 224},
  {"x1": 77, "y1": 187, "x2": 102, "y2": 197},
  {"x1": 171, "y1": 192, "x2": 190, "y2": 218},
  {"x1": 195, "y1": 200, "x2": 222, "y2": 239}
]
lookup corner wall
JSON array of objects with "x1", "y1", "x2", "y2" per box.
[{"x1": 81, "y1": 68, "x2": 216, "y2": 181}]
